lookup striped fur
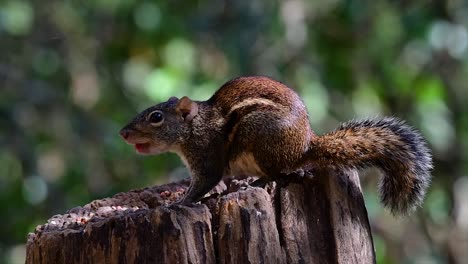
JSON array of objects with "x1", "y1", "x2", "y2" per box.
[{"x1": 308, "y1": 117, "x2": 433, "y2": 214}]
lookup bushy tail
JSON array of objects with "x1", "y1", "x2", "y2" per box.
[{"x1": 308, "y1": 117, "x2": 433, "y2": 215}]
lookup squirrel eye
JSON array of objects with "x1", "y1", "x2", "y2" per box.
[{"x1": 148, "y1": 110, "x2": 164, "y2": 125}]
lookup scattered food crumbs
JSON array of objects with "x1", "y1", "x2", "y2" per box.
[{"x1": 160, "y1": 191, "x2": 172, "y2": 197}]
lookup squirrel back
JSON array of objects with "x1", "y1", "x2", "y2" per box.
[
  {"x1": 208, "y1": 76, "x2": 305, "y2": 115},
  {"x1": 306, "y1": 118, "x2": 432, "y2": 214}
]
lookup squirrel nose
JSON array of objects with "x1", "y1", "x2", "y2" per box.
[{"x1": 119, "y1": 129, "x2": 130, "y2": 139}]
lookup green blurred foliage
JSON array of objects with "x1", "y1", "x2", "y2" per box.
[{"x1": 1, "y1": 0, "x2": 468, "y2": 263}]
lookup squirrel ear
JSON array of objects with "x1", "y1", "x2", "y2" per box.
[
  {"x1": 168, "y1": 96, "x2": 179, "y2": 103},
  {"x1": 176, "y1": 96, "x2": 198, "y2": 121}
]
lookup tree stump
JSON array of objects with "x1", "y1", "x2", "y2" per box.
[{"x1": 26, "y1": 169, "x2": 376, "y2": 264}]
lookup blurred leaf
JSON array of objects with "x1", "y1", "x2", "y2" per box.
[
  {"x1": 144, "y1": 67, "x2": 186, "y2": 101},
  {"x1": 163, "y1": 38, "x2": 196, "y2": 73},
  {"x1": 425, "y1": 187, "x2": 450, "y2": 224},
  {"x1": 134, "y1": 1, "x2": 161, "y2": 32},
  {"x1": 1, "y1": 1, "x2": 33, "y2": 35},
  {"x1": 415, "y1": 77, "x2": 445, "y2": 105}
]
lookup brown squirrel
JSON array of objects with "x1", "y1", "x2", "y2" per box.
[{"x1": 120, "y1": 76, "x2": 432, "y2": 214}]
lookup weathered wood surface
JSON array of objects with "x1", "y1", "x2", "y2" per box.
[{"x1": 26, "y1": 169, "x2": 375, "y2": 264}]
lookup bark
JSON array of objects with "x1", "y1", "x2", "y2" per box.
[{"x1": 26, "y1": 169, "x2": 375, "y2": 264}]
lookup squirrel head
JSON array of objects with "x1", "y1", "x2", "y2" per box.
[{"x1": 120, "y1": 96, "x2": 199, "y2": 155}]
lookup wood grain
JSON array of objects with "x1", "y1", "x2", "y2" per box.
[{"x1": 26, "y1": 170, "x2": 375, "y2": 264}]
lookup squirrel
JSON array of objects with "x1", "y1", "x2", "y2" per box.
[{"x1": 120, "y1": 76, "x2": 432, "y2": 215}]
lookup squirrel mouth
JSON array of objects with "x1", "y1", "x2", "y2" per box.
[
  {"x1": 134, "y1": 143, "x2": 151, "y2": 154},
  {"x1": 132, "y1": 142, "x2": 168, "y2": 155}
]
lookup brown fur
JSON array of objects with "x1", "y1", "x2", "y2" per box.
[
  {"x1": 305, "y1": 118, "x2": 431, "y2": 214},
  {"x1": 120, "y1": 76, "x2": 432, "y2": 214}
]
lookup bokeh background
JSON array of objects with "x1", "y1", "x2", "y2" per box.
[{"x1": 1, "y1": 0, "x2": 467, "y2": 263}]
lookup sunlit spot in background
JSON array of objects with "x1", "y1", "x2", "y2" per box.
[
  {"x1": 281, "y1": 0, "x2": 307, "y2": 49},
  {"x1": 0, "y1": 1, "x2": 33, "y2": 35},
  {"x1": 123, "y1": 59, "x2": 152, "y2": 92},
  {"x1": 38, "y1": 149, "x2": 65, "y2": 182},
  {"x1": 418, "y1": 101, "x2": 455, "y2": 155},
  {"x1": 415, "y1": 78, "x2": 455, "y2": 155},
  {"x1": 134, "y1": 1, "x2": 161, "y2": 32},
  {"x1": 429, "y1": 21, "x2": 468, "y2": 59},
  {"x1": 71, "y1": 69, "x2": 100, "y2": 110},
  {"x1": 296, "y1": 68, "x2": 329, "y2": 126},
  {"x1": 144, "y1": 68, "x2": 184, "y2": 101},
  {"x1": 22, "y1": 176, "x2": 48, "y2": 205},
  {"x1": 454, "y1": 176, "x2": 468, "y2": 231},
  {"x1": 163, "y1": 39, "x2": 196, "y2": 74},
  {"x1": 7, "y1": 244, "x2": 25, "y2": 264},
  {"x1": 400, "y1": 40, "x2": 432, "y2": 74}
]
